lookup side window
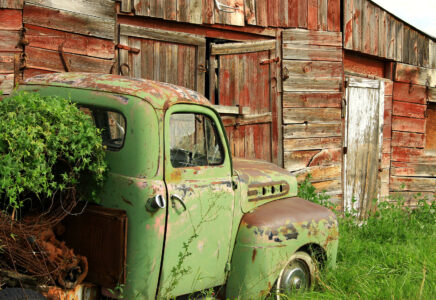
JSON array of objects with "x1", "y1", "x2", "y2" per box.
[
  {"x1": 80, "y1": 107, "x2": 126, "y2": 150},
  {"x1": 170, "y1": 113, "x2": 224, "y2": 168}
]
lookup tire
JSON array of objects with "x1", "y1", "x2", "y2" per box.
[
  {"x1": 275, "y1": 251, "x2": 315, "y2": 299},
  {"x1": 0, "y1": 288, "x2": 46, "y2": 300}
]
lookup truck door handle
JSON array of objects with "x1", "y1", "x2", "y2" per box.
[
  {"x1": 146, "y1": 194, "x2": 166, "y2": 212},
  {"x1": 171, "y1": 194, "x2": 187, "y2": 211}
]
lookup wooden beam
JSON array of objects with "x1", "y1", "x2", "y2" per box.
[{"x1": 210, "y1": 40, "x2": 275, "y2": 55}]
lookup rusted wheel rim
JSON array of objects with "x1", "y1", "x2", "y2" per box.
[{"x1": 276, "y1": 251, "x2": 315, "y2": 299}]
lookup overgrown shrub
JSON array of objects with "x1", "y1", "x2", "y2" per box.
[{"x1": 0, "y1": 91, "x2": 107, "y2": 215}]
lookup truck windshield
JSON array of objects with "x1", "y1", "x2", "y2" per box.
[{"x1": 79, "y1": 107, "x2": 126, "y2": 150}]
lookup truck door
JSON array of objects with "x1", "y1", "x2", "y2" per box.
[{"x1": 158, "y1": 104, "x2": 235, "y2": 298}]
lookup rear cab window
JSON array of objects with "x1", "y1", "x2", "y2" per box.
[{"x1": 80, "y1": 107, "x2": 126, "y2": 150}]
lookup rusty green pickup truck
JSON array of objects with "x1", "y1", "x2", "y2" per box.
[{"x1": 17, "y1": 73, "x2": 338, "y2": 299}]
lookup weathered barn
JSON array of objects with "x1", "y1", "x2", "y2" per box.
[{"x1": 1, "y1": 0, "x2": 435, "y2": 214}]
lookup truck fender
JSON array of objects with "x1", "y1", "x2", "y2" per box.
[{"x1": 226, "y1": 197, "x2": 338, "y2": 299}]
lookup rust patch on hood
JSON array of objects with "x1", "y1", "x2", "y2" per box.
[{"x1": 242, "y1": 197, "x2": 335, "y2": 229}]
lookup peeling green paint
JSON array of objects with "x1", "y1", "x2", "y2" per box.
[{"x1": 18, "y1": 73, "x2": 338, "y2": 299}]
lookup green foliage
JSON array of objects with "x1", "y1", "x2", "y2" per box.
[
  {"x1": 0, "y1": 91, "x2": 107, "y2": 212},
  {"x1": 290, "y1": 191, "x2": 436, "y2": 300},
  {"x1": 297, "y1": 174, "x2": 334, "y2": 209}
]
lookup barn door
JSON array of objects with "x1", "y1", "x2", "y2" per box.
[
  {"x1": 209, "y1": 40, "x2": 279, "y2": 163},
  {"x1": 344, "y1": 77, "x2": 384, "y2": 217},
  {"x1": 118, "y1": 24, "x2": 206, "y2": 94}
]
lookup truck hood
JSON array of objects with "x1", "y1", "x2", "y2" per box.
[{"x1": 233, "y1": 158, "x2": 298, "y2": 213}]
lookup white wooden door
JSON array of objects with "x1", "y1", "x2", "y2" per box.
[{"x1": 344, "y1": 78, "x2": 384, "y2": 217}]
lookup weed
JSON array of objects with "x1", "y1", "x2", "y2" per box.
[{"x1": 294, "y1": 177, "x2": 436, "y2": 300}]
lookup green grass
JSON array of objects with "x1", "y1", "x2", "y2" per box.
[{"x1": 294, "y1": 192, "x2": 436, "y2": 300}]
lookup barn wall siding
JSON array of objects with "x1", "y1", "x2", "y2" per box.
[
  {"x1": 119, "y1": 0, "x2": 341, "y2": 31},
  {"x1": 21, "y1": 0, "x2": 116, "y2": 79},
  {"x1": 0, "y1": 8, "x2": 22, "y2": 95},
  {"x1": 282, "y1": 28, "x2": 343, "y2": 205},
  {"x1": 390, "y1": 63, "x2": 436, "y2": 205},
  {"x1": 343, "y1": 0, "x2": 432, "y2": 68}
]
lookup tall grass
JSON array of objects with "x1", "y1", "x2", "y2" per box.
[{"x1": 296, "y1": 178, "x2": 436, "y2": 300}]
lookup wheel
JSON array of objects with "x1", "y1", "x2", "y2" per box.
[
  {"x1": 275, "y1": 251, "x2": 315, "y2": 298},
  {"x1": 0, "y1": 288, "x2": 46, "y2": 300}
]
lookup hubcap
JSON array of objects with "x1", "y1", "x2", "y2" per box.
[{"x1": 279, "y1": 260, "x2": 310, "y2": 294}]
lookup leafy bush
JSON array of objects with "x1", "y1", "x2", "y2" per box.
[
  {"x1": 298, "y1": 174, "x2": 334, "y2": 209},
  {"x1": 0, "y1": 91, "x2": 107, "y2": 213}
]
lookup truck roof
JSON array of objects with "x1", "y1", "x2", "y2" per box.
[{"x1": 24, "y1": 72, "x2": 212, "y2": 110}]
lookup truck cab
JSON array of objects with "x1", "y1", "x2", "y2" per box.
[{"x1": 19, "y1": 73, "x2": 338, "y2": 299}]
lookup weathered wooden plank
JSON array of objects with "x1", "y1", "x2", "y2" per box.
[
  {"x1": 290, "y1": 148, "x2": 342, "y2": 171},
  {"x1": 425, "y1": 106, "x2": 436, "y2": 150},
  {"x1": 25, "y1": 0, "x2": 115, "y2": 19},
  {"x1": 23, "y1": 67, "x2": 54, "y2": 80},
  {"x1": 211, "y1": 40, "x2": 275, "y2": 55},
  {"x1": 23, "y1": 4, "x2": 115, "y2": 40},
  {"x1": 202, "y1": 0, "x2": 213, "y2": 23},
  {"x1": 430, "y1": 87, "x2": 436, "y2": 103},
  {"x1": 307, "y1": 0, "x2": 317, "y2": 30},
  {"x1": 120, "y1": 0, "x2": 132, "y2": 13},
  {"x1": 0, "y1": 9, "x2": 21, "y2": 30},
  {"x1": 395, "y1": 20, "x2": 403, "y2": 62},
  {"x1": 288, "y1": 0, "x2": 298, "y2": 27},
  {"x1": 384, "y1": 81, "x2": 393, "y2": 96},
  {"x1": 402, "y1": 26, "x2": 410, "y2": 64},
  {"x1": 297, "y1": 0, "x2": 308, "y2": 28},
  {"x1": 391, "y1": 147, "x2": 436, "y2": 163},
  {"x1": 0, "y1": 0, "x2": 22, "y2": 9},
  {"x1": 24, "y1": 25, "x2": 114, "y2": 59},
  {"x1": 284, "y1": 137, "x2": 341, "y2": 150},
  {"x1": 393, "y1": 82, "x2": 427, "y2": 104},
  {"x1": 361, "y1": 0, "x2": 371, "y2": 54},
  {"x1": 0, "y1": 52, "x2": 14, "y2": 73},
  {"x1": 382, "y1": 138, "x2": 391, "y2": 154},
  {"x1": 343, "y1": 0, "x2": 352, "y2": 49},
  {"x1": 283, "y1": 77, "x2": 341, "y2": 92},
  {"x1": 283, "y1": 123, "x2": 341, "y2": 138},
  {"x1": 282, "y1": 60, "x2": 342, "y2": 78},
  {"x1": 267, "y1": 0, "x2": 278, "y2": 27},
  {"x1": 282, "y1": 44, "x2": 342, "y2": 61},
  {"x1": 309, "y1": 148, "x2": 342, "y2": 166},
  {"x1": 282, "y1": 29, "x2": 342, "y2": 46},
  {"x1": 390, "y1": 176, "x2": 436, "y2": 192},
  {"x1": 389, "y1": 192, "x2": 435, "y2": 205},
  {"x1": 383, "y1": 123, "x2": 391, "y2": 139},
  {"x1": 392, "y1": 101, "x2": 426, "y2": 119},
  {"x1": 283, "y1": 92, "x2": 341, "y2": 108},
  {"x1": 284, "y1": 150, "x2": 320, "y2": 171},
  {"x1": 392, "y1": 116, "x2": 426, "y2": 133},
  {"x1": 0, "y1": 31, "x2": 20, "y2": 51},
  {"x1": 381, "y1": 152, "x2": 390, "y2": 168},
  {"x1": 386, "y1": 14, "x2": 396, "y2": 60},
  {"x1": 25, "y1": 46, "x2": 113, "y2": 73},
  {"x1": 318, "y1": 0, "x2": 327, "y2": 31},
  {"x1": 312, "y1": 179, "x2": 341, "y2": 193},
  {"x1": 327, "y1": 0, "x2": 340, "y2": 32},
  {"x1": 371, "y1": 5, "x2": 379, "y2": 57},
  {"x1": 409, "y1": 29, "x2": 418, "y2": 67},
  {"x1": 377, "y1": 10, "x2": 386, "y2": 58},
  {"x1": 277, "y1": 0, "x2": 288, "y2": 27},
  {"x1": 352, "y1": 0, "x2": 362, "y2": 52},
  {"x1": 291, "y1": 164, "x2": 341, "y2": 182},
  {"x1": 391, "y1": 131, "x2": 424, "y2": 148},
  {"x1": 0, "y1": 73, "x2": 13, "y2": 94},
  {"x1": 395, "y1": 63, "x2": 436, "y2": 87},
  {"x1": 133, "y1": 0, "x2": 150, "y2": 16},
  {"x1": 244, "y1": 0, "x2": 256, "y2": 25},
  {"x1": 120, "y1": 24, "x2": 205, "y2": 46},
  {"x1": 430, "y1": 40, "x2": 436, "y2": 69},
  {"x1": 214, "y1": 0, "x2": 244, "y2": 26},
  {"x1": 391, "y1": 162, "x2": 436, "y2": 177},
  {"x1": 283, "y1": 107, "x2": 341, "y2": 124}
]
